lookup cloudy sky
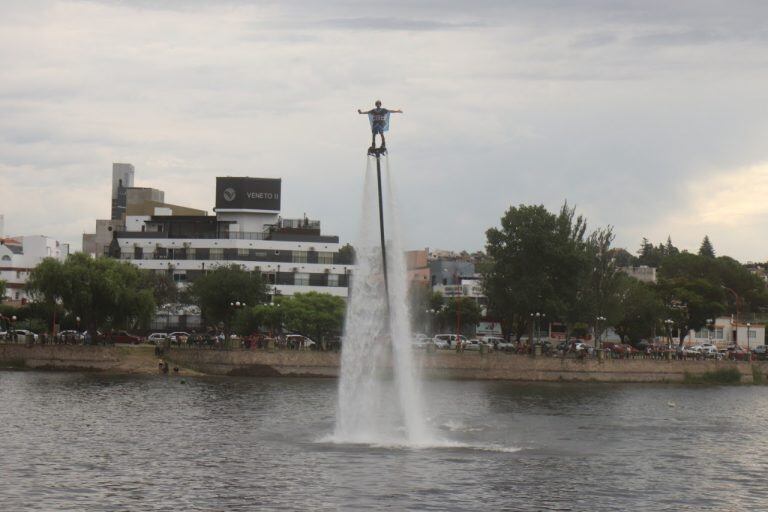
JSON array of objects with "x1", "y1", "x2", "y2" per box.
[{"x1": 2, "y1": 0, "x2": 768, "y2": 261}]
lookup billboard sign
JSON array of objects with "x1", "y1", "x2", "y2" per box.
[{"x1": 215, "y1": 177, "x2": 281, "y2": 211}]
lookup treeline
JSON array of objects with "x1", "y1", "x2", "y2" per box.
[
  {"x1": 18, "y1": 257, "x2": 345, "y2": 342},
  {"x1": 481, "y1": 202, "x2": 768, "y2": 345}
]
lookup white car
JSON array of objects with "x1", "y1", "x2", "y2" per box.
[
  {"x1": 463, "y1": 339, "x2": 493, "y2": 351},
  {"x1": 168, "y1": 332, "x2": 190, "y2": 343},
  {"x1": 148, "y1": 332, "x2": 169, "y2": 344},
  {"x1": 412, "y1": 334, "x2": 431, "y2": 349},
  {"x1": 483, "y1": 336, "x2": 515, "y2": 351},
  {"x1": 11, "y1": 329, "x2": 38, "y2": 341},
  {"x1": 683, "y1": 345, "x2": 703, "y2": 356},
  {"x1": 285, "y1": 334, "x2": 315, "y2": 349},
  {"x1": 433, "y1": 334, "x2": 468, "y2": 349},
  {"x1": 58, "y1": 330, "x2": 84, "y2": 341}
]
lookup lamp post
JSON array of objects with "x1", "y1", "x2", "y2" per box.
[
  {"x1": 11, "y1": 315, "x2": 17, "y2": 342},
  {"x1": 746, "y1": 323, "x2": 751, "y2": 351},
  {"x1": 228, "y1": 301, "x2": 246, "y2": 347},
  {"x1": 664, "y1": 318, "x2": 674, "y2": 346},
  {"x1": 706, "y1": 318, "x2": 714, "y2": 347}
]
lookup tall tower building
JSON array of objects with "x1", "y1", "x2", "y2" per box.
[{"x1": 111, "y1": 163, "x2": 135, "y2": 220}]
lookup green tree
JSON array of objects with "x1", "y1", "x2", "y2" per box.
[
  {"x1": 698, "y1": 236, "x2": 715, "y2": 258},
  {"x1": 484, "y1": 202, "x2": 588, "y2": 341},
  {"x1": 573, "y1": 227, "x2": 626, "y2": 337},
  {"x1": 609, "y1": 247, "x2": 637, "y2": 268},
  {"x1": 141, "y1": 271, "x2": 178, "y2": 305},
  {"x1": 439, "y1": 297, "x2": 482, "y2": 336},
  {"x1": 613, "y1": 277, "x2": 664, "y2": 344},
  {"x1": 27, "y1": 253, "x2": 155, "y2": 332},
  {"x1": 337, "y1": 243, "x2": 356, "y2": 264},
  {"x1": 279, "y1": 292, "x2": 345, "y2": 343},
  {"x1": 189, "y1": 265, "x2": 268, "y2": 338}
]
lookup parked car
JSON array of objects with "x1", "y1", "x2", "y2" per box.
[
  {"x1": 57, "y1": 330, "x2": 84, "y2": 342},
  {"x1": 10, "y1": 329, "x2": 38, "y2": 342},
  {"x1": 148, "y1": 332, "x2": 169, "y2": 344},
  {"x1": 431, "y1": 336, "x2": 450, "y2": 349},
  {"x1": 412, "y1": 334, "x2": 431, "y2": 349},
  {"x1": 109, "y1": 330, "x2": 141, "y2": 344},
  {"x1": 168, "y1": 332, "x2": 190, "y2": 344},
  {"x1": 726, "y1": 345, "x2": 750, "y2": 361},
  {"x1": 683, "y1": 345, "x2": 703, "y2": 357},
  {"x1": 752, "y1": 345, "x2": 768, "y2": 360},
  {"x1": 483, "y1": 336, "x2": 514, "y2": 351},
  {"x1": 285, "y1": 334, "x2": 315, "y2": 349},
  {"x1": 433, "y1": 334, "x2": 468, "y2": 349},
  {"x1": 699, "y1": 344, "x2": 721, "y2": 358},
  {"x1": 464, "y1": 339, "x2": 493, "y2": 351}
]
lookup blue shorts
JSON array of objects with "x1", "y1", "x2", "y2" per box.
[{"x1": 372, "y1": 122, "x2": 385, "y2": 134}]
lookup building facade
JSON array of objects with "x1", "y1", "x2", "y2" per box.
[
  {"x1": 84, "y1": 163, "x2": 206, "y2": 258},
  {"x1": 110, "y1": 177, "x2": 352, "y2": 298},
  {"x1": 0, "y1": 234, "x2": 70, "y2": 304}
]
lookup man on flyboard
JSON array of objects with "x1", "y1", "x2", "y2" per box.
[{"x1": 358, "y1": 100, "x2": 403, "y2": 151}]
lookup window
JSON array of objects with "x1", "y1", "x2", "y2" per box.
[
  {"x1": 121, "y1": 251, "x2": 133, "y2": 260},
  {"x1": 187, "y1": 248, "x2": 196, "y2": 260},
  {"x1": 714, "y1": 328, "x2": 724, "y2": 340},
  {"x1": 295, "y1": 272, "x2": 310, "y2": 286},
  {"x1": 210, "y1": 248, "x2": 224, "y2": 260},
  {"x1": 1, "y1": 255, "x2": 10, "y2": 261},
  {"x1": 318, "y1": 252, "x2": 333, "y2": 264},
  {"x1": 237, "y1": 248, "x2": 250, "y2": 258},
  {"x1": 328, "y1": 274, "x2": 339, "y2": 287},
  {"x1": 292, "y1": 251, "x2": 307, "y2": 263},
  {"x1": 749, "y1": 330, "x2": 757, "y2": 339}
]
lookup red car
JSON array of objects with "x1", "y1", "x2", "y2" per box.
[{"x1": 108, "y1": 330, "x2": 142, "y2": 345}]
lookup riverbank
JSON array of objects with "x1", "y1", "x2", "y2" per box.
[{"x1": 1, "y1": 344, "x2": 766, "y2": 383}]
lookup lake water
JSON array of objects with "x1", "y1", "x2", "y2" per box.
[{"x1": 1, "y1": 371, "x2": 767, "y2": 511}]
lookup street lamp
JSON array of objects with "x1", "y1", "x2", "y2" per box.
[
  {"x1": 664, "y1": 319, "x2": 675, "y2": 347},
  {"x1": 11, "y1": 315, "x2": 17, "y2": 342},
  {"x1": 746, "y1": 323, "x2": 751, "y2": 351},
  {"x1": 706, "y1": 318, "x2": 714, "y2": 347}
]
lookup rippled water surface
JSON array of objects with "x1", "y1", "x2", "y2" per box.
[{"x1": 1, "y1": 372, "x2": 768, "y2": 511}]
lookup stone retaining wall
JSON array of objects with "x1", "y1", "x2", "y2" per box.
[{"x1": 1, "y1": 344, "x2": 765, "y2": 383}]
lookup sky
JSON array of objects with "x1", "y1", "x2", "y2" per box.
[{"x1": 2, "y1": 0, "x2": 768, "y2": 261}]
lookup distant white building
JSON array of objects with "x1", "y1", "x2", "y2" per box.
[
  {"x1": 685, "y1": 316, "x2": 764, "y2": 349},
  {"x1": 0, "y1": 234, "x2": 70, "y2": 304},
  {"x1": 618, "y1": 265, "x2": 657, "y2": 283}
]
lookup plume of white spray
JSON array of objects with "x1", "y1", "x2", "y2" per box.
[{"x1": 334, "y1": 154, "x2": 431, "y2": 445}]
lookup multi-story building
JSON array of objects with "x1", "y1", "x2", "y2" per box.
[
  {"x1": 109, "y1": 176, "x2": 352, "y2": 298},
  {"x1": 83, "y1": 163, "x2": 206, "y2": 257},
  {"x1": 0, "y1": 233, "x2": 70, "y2": 304}
]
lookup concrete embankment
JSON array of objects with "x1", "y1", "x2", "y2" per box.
[
  {"x1": 1, "y1": 344, "x2": 766, "y2": 383},
  {"x1": 0, "y1": 344, "x2": 161, "y2": 374},
  {"x1": 168, "y1": 348, "x2": 767, "y2": 383}
]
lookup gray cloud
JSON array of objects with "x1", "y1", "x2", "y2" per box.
[
  {"x1": 1, "y1": 1, "x2": 768, "y2": 261},
  {"x1": 318, "y1": 17, "x2": 486, "y2": 31}
]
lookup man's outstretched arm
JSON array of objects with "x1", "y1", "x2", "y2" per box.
[
  {"x1": 390, "y1": 109, "x2": 403, "y2": 113},
  {"x1": 358, "y1": 109, "x2": 373, "y2": 114}
]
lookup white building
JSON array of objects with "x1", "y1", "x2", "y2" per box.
[
  {"x1": 110, "y1": 177, "x2": 351, "y2": 299},
  {"x1": 686, "y1": 316, "x2": 765, "y2": 349},
  {"x1": 0, "y1": 234, "x2": 70, "y2": 304}
]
